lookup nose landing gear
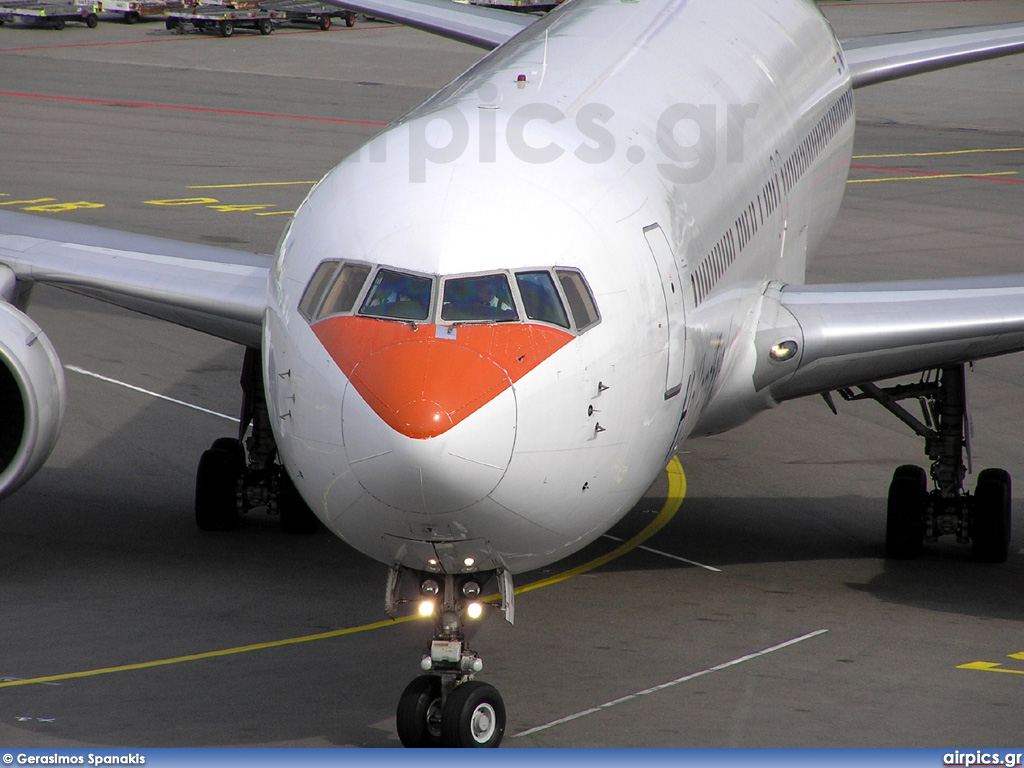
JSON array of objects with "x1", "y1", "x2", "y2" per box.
[{"x1": 389, "y1": 566, "x2": 514, "y2": 747}]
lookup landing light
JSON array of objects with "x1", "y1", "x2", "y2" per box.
[
  {"x1": 420, "y1": 578, "x2": 441, "y2": 596},
  {"x1": 462, "y1": 580, "x2": 481, "y2": 598},
  {"x1": 463, "y1": 557, "x2": 475, "y2": 568},
  {"x1": 418, "y1": 600, "x2": 435, "y2": 617},
  {"x1": 467, "y1": 602, "x2": 483, "y2": 619},
  {"x1": 769, "y1": 340, "x2": 798, "y2": 362}
]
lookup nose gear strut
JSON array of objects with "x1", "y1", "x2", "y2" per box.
[{"x1": 388, "y1": 565, "x2": 514, "y2": 747}]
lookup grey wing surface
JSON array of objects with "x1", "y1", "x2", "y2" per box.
[
  {"x1": 318, "y1": 0, "x2": 535, "y2": 49},
  {"x1": 755, "y1": 277, "x2": 1024, "y2": 402},
  {"x1": 0, "y1": 210, "x2": 268, "y2": 348},
  {"x1": 840, "y1": 22, "x2": 1024, "y2": 88}
]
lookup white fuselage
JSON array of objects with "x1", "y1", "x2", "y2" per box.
[{"x1": 263, "y1": 0, "x2": 855, "y2": 574}]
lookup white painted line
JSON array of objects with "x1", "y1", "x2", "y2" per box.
[
  {"x1": 602, "y1": 534, "x2": 721, "y2": 572},
  {"x1": 65, "y1": 365, "x2": 238, "y2": 423},
  {"x1": 514, "y1": 629, "x2": 829, "y2": 738}
]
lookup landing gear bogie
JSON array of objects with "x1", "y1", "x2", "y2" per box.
[
  {"x1": 841, "y1": 364, "x2": 1013, "y2": 561},
  {"x1": 194, "y1": 347, "x2": 318, "y2": 534}
]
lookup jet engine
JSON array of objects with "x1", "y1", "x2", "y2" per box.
[{"x1": 0, "y1": 295, "x2": 66, "y2": 500}]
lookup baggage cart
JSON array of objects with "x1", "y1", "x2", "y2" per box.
[
  {"x1": 165, "y1": 0, "x2": 284, "y2": 35},
  {"x1": 259, "y1": 0, "x2": 354, "y2": 30},
  {"x1": 0, "y1": 0, "x2": 99, "y2": 28}
]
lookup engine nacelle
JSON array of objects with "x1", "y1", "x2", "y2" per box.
[{"x1": 0, "y1": 299, "x2": 66, "y2": 499}]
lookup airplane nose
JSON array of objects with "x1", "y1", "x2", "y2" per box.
[
  {"x1": 312, "y1": 316, "x2": 573, "y2": 514},
  {"x1": 340, "y1": 339, "x2": 517, "y2": 514}
]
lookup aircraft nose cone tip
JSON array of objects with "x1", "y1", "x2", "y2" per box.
[{"x1": 397, "y1": 399, "x2": 454, "y2": 439}]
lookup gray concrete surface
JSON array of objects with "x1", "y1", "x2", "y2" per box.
[{"x1": 0, "y1": 0, "x2": 1023, "y2": 749}]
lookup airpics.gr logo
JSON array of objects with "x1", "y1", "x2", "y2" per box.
[
  {"x1": 357, "y1": 82, "x2": 762, "y2": 185},
  {"x1": 943, "y1": 752, "x2": 1024, "y2": 767}
]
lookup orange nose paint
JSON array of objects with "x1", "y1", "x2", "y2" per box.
[{"x1": 312, "y1": 317, "x2": 574, "y2": 439}]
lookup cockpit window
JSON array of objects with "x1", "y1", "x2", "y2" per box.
[
  {"x1": 441, "y1": 274, "x2": 518, "y2": 322},
  {"x1": 298, "y1": 261, "x2": 339, "y2": 321},
  {"x1": 359, "y1": 268, "x2": 433, "y2": 321},
  {"x1": 317, "y1": 263, "x2": 371, "y2": 319},
  {"x1": 298, "y1": 261, "x2": 373, "y2": 321},
  {"x1": 515, "y1": 271, "x2": 570, "y2": 329},
  {"x1": 556, "y1": 269, "x2": 600, "y2": 332}
]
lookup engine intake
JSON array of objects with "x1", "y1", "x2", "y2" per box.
[{"x1": 0, "y1": 299, "x2": 66, "y2": 499}]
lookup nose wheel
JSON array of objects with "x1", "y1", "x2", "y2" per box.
[
  {"x1": 397, "y1": 675, "x2": 505, "y2": 747},
  {"x1": 389, "y1": 566, "x2": 513, "y2": 747}
]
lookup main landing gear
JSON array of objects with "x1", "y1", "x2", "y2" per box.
[
  {"x1": 834, "y1": 364, "x2": 1011, "y2": 562},
  {"x1": 194, "y1": 348, "x2": 318, "y2": 533},
  {"x1": 389, "y1": 566, "x2": 515, "y2": 747}
]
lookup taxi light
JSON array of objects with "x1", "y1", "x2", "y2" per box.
[
  {"x1": 420, "y1": 578, "x2": 440, "y2": 596},
  {"x1": 769, "y1": 340, "x2": 798, "y2": 362},
  {"x1": 461, "y1": 580, "x2": 481, "y2": 599},
  {"x1": 466, "y1": 602, "x2": 483, "y2": 619},
  {"x1": 418, "y1": 600, "x2": 435, "y2": 617}
]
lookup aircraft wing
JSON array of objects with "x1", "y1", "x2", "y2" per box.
[
  {"x1": 0, "y1": 210, "x2": 269, "y2": 348},
  {"x1": 840, "y1": 22, "x2": 1024, "y2": 88},
  {"x1": 319, "y1": 0, "x2": 536, "y2": 49},
  {"x1": 755, "y1": 277, "x2": 1024, "y2": 402}
]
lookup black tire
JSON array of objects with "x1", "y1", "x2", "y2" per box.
[
  {"x1": 124, "y1": 11, "x2": 138, "y2": 23},
  {"x1": 278, "y1": 471, "x2": 319, "y2": 534},
  {"x1": 440, "y1": 681, "x2": 505, "y2": 748},
  {"x1": 211, "y1": 437, "x2": 246, "y2": 470},
  {"x1": 318, "y1": 14, "x2": 330, "y2": 30},
  {"x1": 257, "y1": 18, "x2": 272, "y2": 34},
  {"x1": 396, "y1": 675, "x2": 443, "y2": 748},
  {"x1": 219, "y1": 19, "x2": 233, "y2": 37},
  {"x1": 345, "y1": 11, "x2": 355, "y2": 27},
  {"x1": 972, "y1": 468, "x2": 1011, "y2": 563},
  {"x1": 165, "y1": 17, "x2": 178, "y2": 29},
  {"x1": 53, "y1": 18, "x2": 65, "y2": 29},
  {"x1": 86, "y1": 13, "x2": 98, "y2": 27},
  {"x1": 195, "y1": 448, "x2": 241, "y2": 531},
  {"x1": 885, "y1": 464, "x2": 927, "y2": 559}
]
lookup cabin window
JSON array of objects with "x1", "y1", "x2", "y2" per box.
[
  {"x1": 556, "y1": 269, "x2": 600, "y2": 332},
  {"x1": 515, "y1": 271, "x2": 570, "y2": 329},
  {"x1": 359, "y1": 268, "x2": 433, "y2": 321},
  {"x1": 441, "y1": 274, "x2": 518, "y2": 322}
]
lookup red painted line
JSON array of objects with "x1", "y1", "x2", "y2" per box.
[
  {"x1": 0, "y1": 90, "x2": 387, "y2": 127},
  {"x1": 850, "y1": 163, "x2": 1024, "y2": 184},
  {"x1": 0, "y1": 23, "x2": 398, "y2": 54}
]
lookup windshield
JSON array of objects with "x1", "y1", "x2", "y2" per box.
[
  {"x1": 441, "y1": 274, "x2": 519, "y2": 322},
  {"x1": 359, "y1": 269, "x2": 433, "y2": 321}
]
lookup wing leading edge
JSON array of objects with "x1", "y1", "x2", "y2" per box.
[
  {"x1": 318, "y1": 0, "x2": 535, "y2": 49},
  {"x1": 754, "y1": 277, "x2": 1024, "y2": 403},
  {"x1": 0, "y1": 210, "x2": 269, "y2": 348},
  {"x1": 840, "y1": 22, "x2": 1024, "y2": 88}
]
